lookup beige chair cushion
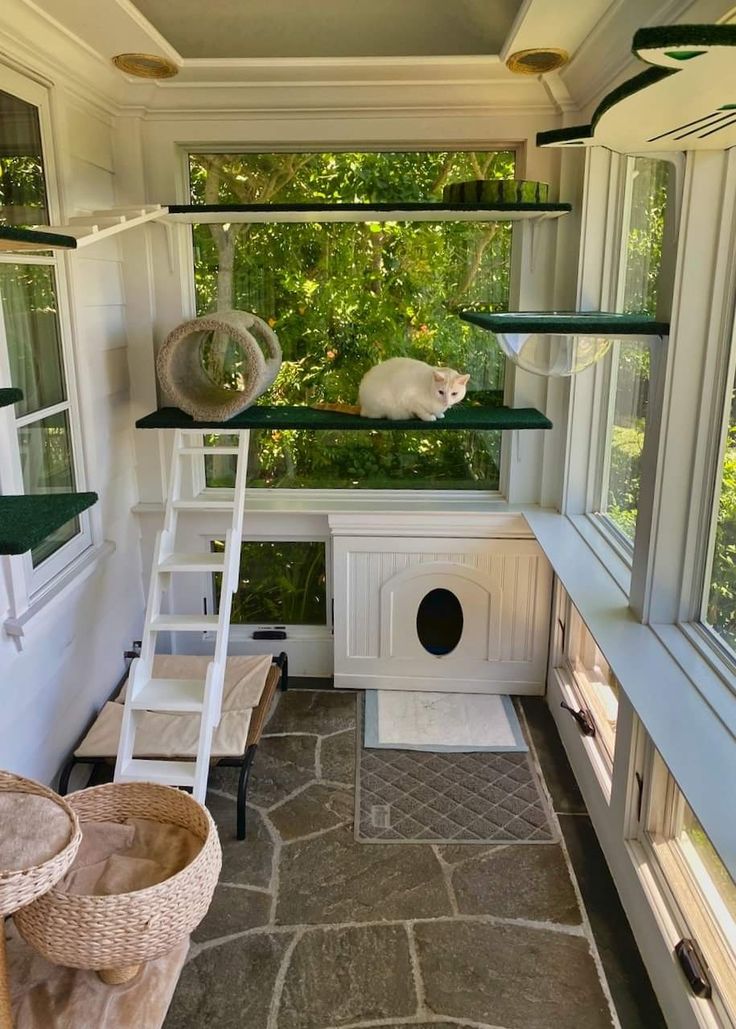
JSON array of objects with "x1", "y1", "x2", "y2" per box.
[
  {"x1": 75, "y1": 654, "x2": 272, "y2": 760},
  {"x1": 117, "y1": 654, "x2": 271, "y2": 709}
]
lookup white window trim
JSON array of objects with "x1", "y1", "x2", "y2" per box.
[
  {"x1": 525, "y1": 506, "x2": 736, "y2": 883},
  {"x1": 206, "y1": 531, "x2": 333, "y2": 635},
  {"x1": 175, "y1": 144, "x2": 547, "y2": 506},
  {"x1": 0, "y1": 64, "x2": 94, "y2": 614},
  {"x1": 562, "y1": 149, "x2": 682, "y2": 584},
  {"x1": 636, "y1": 738, "x2": 736, "y2": 1028}
]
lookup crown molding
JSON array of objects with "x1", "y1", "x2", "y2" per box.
[{"x1": 1, "y1": 0, "x2": 126, "y2": 113}]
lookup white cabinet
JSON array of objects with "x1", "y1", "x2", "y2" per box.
[{"x1": 329, "y1": 514, "x2": 552, "y2": 694}]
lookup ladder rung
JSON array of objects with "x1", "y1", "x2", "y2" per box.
[
  {"x1": 118, "y1": 759, "x2": 196, "y2": 787},
  {"x1": 130, "y1": 678, "x2": 206, "y2": 713},
  {"x1": 180, "y1": 446, "x2": 240, "y2": 455},
  {"x1": 172, "y1": 498, "x2": 235, "y2": 511},
  {"x1": 150, "y1": 614, "x2": 219, "y2": 632},
  {"x1": 158, "y1": 552, "x2": 225, "y2": 572}
]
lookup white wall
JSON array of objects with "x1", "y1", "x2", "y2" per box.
[{"x1": 0, "y1": 60, "x2": 145, "y2": 783}]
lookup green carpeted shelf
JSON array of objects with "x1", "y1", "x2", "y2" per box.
[
  {"x1": 459, "y1": 311, "x2": 670, "y2": 336},
  {"x1": 0, "y1": 388, "x2": 23, "y2": 408},
  {"x1": 0, "y1": 225, "x2": 78, "y2": 252},
  {"x1": 166, "y1": 202, "x2": 571, "y2": 224},
  {"x1": 136, "y1": 405, "x2": 552, "y2": 432},
  {"x1": 0, "y1": 493, "x2": 98, "y2": 555}
]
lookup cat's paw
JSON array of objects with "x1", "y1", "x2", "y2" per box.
[
  {"x1": 418, "y1": 413, "x2": 437, "y2": 421},
  {"x1": 436, "y1": 411, "x2": 445, "y2": 419}
]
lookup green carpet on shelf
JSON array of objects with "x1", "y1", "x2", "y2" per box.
[
  {"x1": 0, "y1": 493, "x2": 98, "y2": 555},
  {"x1": 0, "y1": 388, "x2": 23, "y2": 408},
  {"x1": 136, "y1": 404, "x2": 552, "y2": 432}
]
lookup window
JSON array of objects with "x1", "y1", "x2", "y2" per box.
[
  {"x1": 211, "y1": 539, "x2": 328, "y2": 627},
  {"x1": 0, "y1": 82, "x2": 89, "y2": 585},
  {"x1": 642, "y1": 746, "x2": 736, "y2": 1022},
  {"x1": 597, "y1": 157, "x2": 673, "y2": 545},
  {"x1": 553, "y1": 581, "x2": 619, "y2": 787},
  {"x1": 189, "y1": 150, "x2": 516, "y2": 491}
]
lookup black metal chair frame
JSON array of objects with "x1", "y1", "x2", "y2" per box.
[{"x1": 58, "y1": 652, "x2": 288, "y2": 842}]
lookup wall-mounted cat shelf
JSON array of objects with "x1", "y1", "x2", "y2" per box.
[
  {"x1": 0, "y1": 225, "x2": 78, "y2": 252},
  {"x1": 165, "y1": 202, "x2": 571, "y2": 224},
  {"x1": 0, "y1": 388, "x2": 23, "y2": 408},
  {"x1": 537, "y1": 24, "x2": 736, "y2": 154},
  {"x1": 0, "y1": 206, "x2": 167, "y2": 253},
  {"x1": 459, "y1": 311, "x2": 669, "y2": 377},
  {"x1": 136, "y1": 404, "x2": 552, "y2": 432},
  {"x1": 0, "y1": 493, "x2": 98, "y2": 555}
]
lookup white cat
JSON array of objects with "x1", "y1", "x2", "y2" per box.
[{"x1": 358, "y1": 358, "x2": 469, "y2": 421}]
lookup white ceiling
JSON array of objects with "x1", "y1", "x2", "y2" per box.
[{"x1": 130, "y1": 0, "x2": 523, "y2": 60}]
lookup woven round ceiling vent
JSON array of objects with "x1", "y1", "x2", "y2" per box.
[
  {"x1": 111, "y1": 53, "x2": 179, "y2": 79},
  {"x1": 506, "y1": 48, "x2": 569, "y2": 75}
]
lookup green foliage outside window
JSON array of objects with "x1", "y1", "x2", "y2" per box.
[
  {"x1": 190, "y1": 150, "x2": 515, "y2": 490},
  {"x1": 707, "y1": 420, "x2": 736, "y2": 653},
  {"x1": 211, "y1": 539, "x2": 327, "y2": 625}
]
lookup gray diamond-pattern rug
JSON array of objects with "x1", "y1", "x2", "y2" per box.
[{"x1": 356, "y1": 699, "x2": 558, "y2": 844}]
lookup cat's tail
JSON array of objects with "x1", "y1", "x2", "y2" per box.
[{"x1": 312, "y1": 402, "x2": 361, "y2": 415}]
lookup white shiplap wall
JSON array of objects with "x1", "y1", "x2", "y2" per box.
[{"x1": 0, "y1": 90, "x2": 145, "y2": 784}]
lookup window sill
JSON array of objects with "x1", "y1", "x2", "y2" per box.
[
  {"x1": 3, "y1": 540, "x2": 116, "y2": 649},
  {"x1": 523, "y1": 508, "x2": 736, "y2": 878},
  {"x1": 568, "y1": 513, "x2": 632, "y2": 594},
  {"x1": 134, "y1": 489, "x2": 522, "y2": 516},
  {"x1": 650, "y1": 622, "x2": 736, "y2": 736}
]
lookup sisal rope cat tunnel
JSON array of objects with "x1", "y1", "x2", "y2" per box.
[{"x1": 156, "y1": 310, "x2": 282, "y2": 421}]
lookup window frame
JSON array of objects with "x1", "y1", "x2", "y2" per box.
[
  {"x1": 0, "y1": 66, "x2": 92, "y2": 606},
  {"x1": 636, "y1": 736, "x2": 736, "y2": 1026},
  {"x1": 589, "y1": 154, "x2": 677, "y2": 558},
  {"x1": 562, "y1": 147, "x2": 684, "y2": 597},
  {"x1": 180, "y1": 144, "x2": 525, "y2": 503},
  {"x1": 549, "y1": 578, "x2": 617, "y2": 799},
  {"x1": 207, "y1": 532, "x2": 333, "y2": 639}
]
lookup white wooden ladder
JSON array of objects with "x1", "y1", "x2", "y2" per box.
[{"x1": 115, "y1": 429, "x2": 249, "y2": 803}]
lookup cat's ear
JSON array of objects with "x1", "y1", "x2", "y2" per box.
[
  {"x1": 457, "y1": 374, "x2": 470, "y2": 385},
  {"x1": 433, "y1": 370, "x2": 446, "y2": 383}
]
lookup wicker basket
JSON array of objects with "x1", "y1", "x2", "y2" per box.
[
  {"x1": 0, "y1": 771, "x2": 82, "y2": 916},
  {"x1": 14, "y1": 782, "x2": 221, "y2": 977}
]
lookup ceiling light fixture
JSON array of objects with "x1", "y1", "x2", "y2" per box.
[
  {"x1": 112, "y1": 53, "x2": 179, "y2": 79},
  {"x1": 506, "y1": 48, "x2": 569, "y2": 75}
]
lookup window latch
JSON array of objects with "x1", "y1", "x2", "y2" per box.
[
  {"x1": 675, "y1": 938, "x2": 712, "y2": 999},
  {"x1": 560, "y1": 701, "x2": 596, "y2": 737}
]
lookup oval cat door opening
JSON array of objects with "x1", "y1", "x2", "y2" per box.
[{"x1": 416, "y1": 587, "x2": 464, "y2": 656}]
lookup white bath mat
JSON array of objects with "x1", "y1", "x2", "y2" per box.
[{"x1": 363, "y1": 690, "x2": 528, "y2": 753}]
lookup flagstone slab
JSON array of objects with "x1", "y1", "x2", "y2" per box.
[
  {"x1": 269, "y1": 783, "x2": 353, "y2": 841},
  {"x1": 266, "y1": 690, "x2": 356, "y2": 735},
  {"x1": 206, "y1": 792, "x2": 274, "y2": 890},
  {"x1": 277, "y1": 825, "x2": 452, "y2": 924},
  {"x1": 451, "y1": 843, "x2": 582, "y2": 924},
  {"x1": 414, "y1": 920, "x2": 614, "y2": 1029},
  {"x1": 164, "y1": 931, "x2": 290, "y2": 1029},
  {"x1": 210, "y1": 734, "x2": 318, "y2": 808},
  {"x1": 192, "y1": 884, "x2": 271, "y2": 942},
  {"x1": 279, "y1": 924, "x2": 416, "y2": 1029},
  {"x1": 320, "y1": 728, "x2": 356, "y2": 784}
]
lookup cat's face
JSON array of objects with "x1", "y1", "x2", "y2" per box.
[{"x1": 433, "y1": 369, "x2": 470, "y2": 409}]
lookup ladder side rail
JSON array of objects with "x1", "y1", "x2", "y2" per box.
[
  {"x1": 230, "y1": 429, "x2": 250, "y2": 544},
  {"x1": 193, "y1": 661, "x2": 219, "y2": 801},
  {"x1": 114, "y1": 658, "x2": 141, "y2": 781},
  {"x1": 137, "y1": 530, "x2": 166, "y2": 679}
]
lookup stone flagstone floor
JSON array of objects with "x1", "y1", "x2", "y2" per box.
[{"x1": 163, "y1": 689, "x2": 649, "y2": 1029}]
